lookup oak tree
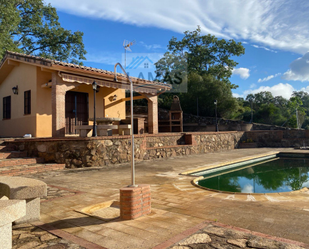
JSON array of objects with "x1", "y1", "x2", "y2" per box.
[
  {"x1": 155, "y1": 26, "x2": 245, "y2": 89},
  {"x1": 0, "y1": 0, "x2": 86, "y2": 64},
  {"x1": 155, "y1": 27, "x2": 245, "y2": 118}
]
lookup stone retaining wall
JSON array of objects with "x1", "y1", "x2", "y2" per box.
[
  {"x1": 10, "y1": 132, "x2": 244, "y2": 168},
  {"x1": 9, "y1": 130, "x2": 308, "y2": 168},
  {"x1": 244, "y1": 130, "x2": 309, "y2": 147}
]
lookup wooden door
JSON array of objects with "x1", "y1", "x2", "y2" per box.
[{"x1": 65, "y1": 91, "x2": 89, "y2": 134}]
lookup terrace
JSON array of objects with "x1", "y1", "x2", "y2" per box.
[{"x1": 5, "y1": 147, "x2": 309, "y2": 248}]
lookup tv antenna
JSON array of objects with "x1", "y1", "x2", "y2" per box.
[{"x1": 123, "y1": 40, "x2": 135, "y2": 69}]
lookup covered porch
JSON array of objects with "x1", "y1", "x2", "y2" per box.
[{"x1": 48, "y1": 67, "x2": 171, "y2": 138}]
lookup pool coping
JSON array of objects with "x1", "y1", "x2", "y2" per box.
[{"x1": 181, "y1": 151, "x2": 280, "y2": 175}]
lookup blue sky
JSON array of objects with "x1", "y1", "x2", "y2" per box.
[{"x1": 48, "y1": 0, "x2": 309, "y2": 100}]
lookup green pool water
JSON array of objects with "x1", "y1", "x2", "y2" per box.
[{"x1": 197, "y1": 157, "x2": 309, "y2": 193}]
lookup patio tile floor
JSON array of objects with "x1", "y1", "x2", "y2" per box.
[{"x1": 12, "y1": 148, "x2": 309, "y2": 248}]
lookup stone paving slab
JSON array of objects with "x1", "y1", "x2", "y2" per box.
[{"x1": 13, "y1": 148, "x2": 309, "y2": 248}]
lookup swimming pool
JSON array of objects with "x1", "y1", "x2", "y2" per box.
[{"x1": 192, "y1": 153, "x2": 309, "y2": 194}]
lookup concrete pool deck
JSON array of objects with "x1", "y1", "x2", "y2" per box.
[{"x1": 14, "y1": 148, "x2": 309, "y2": 248}]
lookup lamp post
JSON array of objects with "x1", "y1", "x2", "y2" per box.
[
  {"x1": 92, "y1": 81, "x2": 97, "y2": 137},
  {"x1": 214, "y1": 99, "x2": 218, "y2": 132}
]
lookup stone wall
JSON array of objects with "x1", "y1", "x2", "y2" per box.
[
  {"x1": 16, "y1": 136, "x2": 145, "y2": 168},
  {"x1": 244, "y1": 130, "x2": 309, "y2": 147},
  {"x1": 11, "y1": 132, "x2": 244, "y2": 168},
  {"x1": 193, "y1": 132, "x2": 244, "y2": 153},
  {"x1": 146, "y1": 133, "x2": 185, "y2": 147},
  {"x1": 10, "y1": 129, "x2": 308, "y2": 169}
]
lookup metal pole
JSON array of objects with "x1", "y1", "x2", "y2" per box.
[
  {"x1": 114, "y1": 63, "x2": 136, "y2": 187},
  {"x1": 215, "y1": 100, "x2": 218, "y2": 132},
  {"x1": 92, "y1": 82, "x2": 97, "y2": 137},
  {"x1": 130, "y1": 75, "x2": 135, "y2": 186},
  {"x1": 74, "y1": 95, "x2": 77, "y2": 134},
  {"x1": 250, "y1": 100, "x2": 253, "y2": 123}
]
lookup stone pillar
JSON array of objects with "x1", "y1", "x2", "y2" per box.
[
  {"x1": 146, "y1": 95, "x2": 158, "y2": 134},
  {"x1": 135, "y1": 118, "x2": 145, "y2": 134},
  {"x1": 51, "y1": 73, "x2": 75, "y2": 137},
  {"x1": 120, "y1": 184, "x2": 151, "y2": 220}
]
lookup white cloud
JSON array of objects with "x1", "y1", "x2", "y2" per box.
[
  {"x1": 140, "y1": 42, "x2": 162, "y2": 50},
  {"x1": 234, "y1": 83, "x2": 309, "y2": 100},
  {"x1": 258, "y1": 73, "x2": 281, "y2": 83},
  {"x1": 49, "y1": 0, "x2": 309, "y2": 54},
  {"x1": 233, "y1": 92, "x2": 244, "y2": 98},
  {"x1": 258, "y1": 75, "x2": 274, "y2": 82},
  {"x1": 252, "y1": 44, "x2": 277, "y2": 53},
  {"x1": 244, "y1": 83, "x2": 295, "y2": 99},
  {"x1": 232, "y1": 67, "x2": 250, "y2": 79},
  {"x1": 301, "y1": 86, "x2": 309, "y2": 92},
  {"x1": 250, "y1": 83, "x2": 256, "y2": 88},
  {"x1": 283, "y1": 52, "x2": 309, "y2": 82}
]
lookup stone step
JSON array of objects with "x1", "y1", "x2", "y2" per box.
[
  {"x1": 0, "y1": 157, "x2": 45, "y2": 168},
  {"x1": 0, "y1": 163, "x2": 65, "y2": 176},
  {"x1": 0, "y1": 151, "x2": 28, "y2": 159}
]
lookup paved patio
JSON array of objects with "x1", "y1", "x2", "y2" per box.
[{"x1": 15, "y1": 148, "x2": 309, "y2": 248}]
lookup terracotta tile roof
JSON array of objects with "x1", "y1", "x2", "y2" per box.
[
  {"x1": 1, "y1": 51, "x2": 53, "y2": 67},
  {"x1": 2, "y1": 51, "x2": 172, "y2": 89},
  {"x1": 53, "y1": 60, "x2": 114, "y2": 75}
]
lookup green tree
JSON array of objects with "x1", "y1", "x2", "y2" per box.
[
  {"x1": 292, "y1": 91, "x2": 309, "y2": 129},
  {"x1": 246, "y1": 91, "x2": 274, "y2": 105},
  {"x1": 273, "y1": 96, "x2": 289, "y2": 108},
  {"x1": 286, "y1": 97, "x2": 305, "y2": 128},
  {"x1": 156, "y1": 27, "x2": 245, "y2": 118},
  {"x1": 155, "y1": 26, "x2": 245, "y2": 89},
  {"x1": 254, "y1": 103, "x2": 285, "y2": 125},
  {"x1": 0, "y1": 0, "x2": 86, "y2": 64},
  {"x1": 241, "y1": 91, "x2": 309, "y2": 128},
  {"x1": 292, "y1": 91, "x2": 309, "y2": 100},
  {"x1": 188, "y1": 73, "x2": 240, "y2": 117}
]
